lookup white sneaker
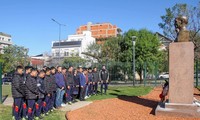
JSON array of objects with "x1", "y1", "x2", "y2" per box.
[
  {"x1": 61, "y1": 103, "x2": 66, "y2": 107},
  {"x1": 84, "y1": 96, "x2": 89, "y2": 99}
]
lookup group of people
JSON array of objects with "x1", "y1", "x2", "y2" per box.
[{"x1": 11, "y1": 65, "x2": 109, "y2": 120}]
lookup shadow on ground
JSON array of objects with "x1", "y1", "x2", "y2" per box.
[{"x1": 109, "y1": 93, "x2": 158, "y2": 115}]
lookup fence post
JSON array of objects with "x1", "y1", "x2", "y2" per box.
[
  {"x1": 0, "y1": 63, "x2": 2, "y2": 104},
  {"x1": 196, "y1": 60, "x2": 199, "y2": 87},
  {"x1": 143, "y1": 62, "x2": 147, "y2": 87},
  {"x1": 154, "y1": 62, "x2": 158, "y2": 86}
]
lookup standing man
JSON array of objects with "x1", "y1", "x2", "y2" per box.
[
  {"x1": 12, "y1": 66, "x2": 24, "y2": 120},
  {"x1": 99, "y1": 65, "x2": 109, "y2": 95},
  {"x1": 25, "y1": 68, "x2": 39, "y2": 120},
  {"x1": 50, "y1": 67, "x2": 57, "y2": 110},
  {"x1": 43, "y1": 67, "x2": 53, "y2": 115},
  {"x1": 79, "y1": 67, "x2": 87, "y2": 101},
  {"x1": 22, "y1": 66, "x2": 32, "y2": 120},
  {"x1": 88, "y1": 67, "x2": 93, "y2": 96},
  {"x1": 55, "y1": 66, "x2": 66, "y2": 108},
  {"x1": 35, "y1": 70, "x2": 45, "y2": 119},
  {"x1": 92, "y1": 67, "x2": 100, "y2": 95},
  {"x1": 66, "y1": 66, "x2": 74, "y2": 104}
]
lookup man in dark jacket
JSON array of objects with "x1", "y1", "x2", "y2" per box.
[
  {"x1": 92, "y1": 67, "x2": 99, "y2": 95},
  {"x1": 66, "y1": 66, "x2": 74, "y2": 104},
  {"x1": 12, "y1": 66, "x2": 24, "y2": 120},
  {"x1": 22, "y1": 66, "x2": 32, "y2": 120},
  {"x1": 99, "y1": 65, "x2": 109, "y2": 95},
  {"x1": 43, "y1": 67, "x2": 52, "y2": 114},
  {"x1": 25, "y1": 68, "x2": 39, "y2": 120},
  {"x1": 35, "y1": 70, "x2": 45, "y2": 119},
  {"x1": 50, "y1": 67, "x2": 57, "y2": 110},
  {"x1": 88, "y1": 67, "x2": 93, "y2": 96},
  {"x1": 55, "y1": 66, "x2": 66, "y2": 108}
]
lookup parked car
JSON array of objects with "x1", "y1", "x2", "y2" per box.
[
  {"x1": 2, "y1": 76, "x2": 12, "y2": 85},
  {"x1": 159, "y1": 72, "x2": 169, "y2": 79}
]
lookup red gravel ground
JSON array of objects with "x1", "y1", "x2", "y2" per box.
[{"x1": 67, "y1": 87, "x2": 200, "y2": 120}]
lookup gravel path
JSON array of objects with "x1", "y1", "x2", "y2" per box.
[{"x1": 67, "y1": 87, "x2": 200, "y2": 120}]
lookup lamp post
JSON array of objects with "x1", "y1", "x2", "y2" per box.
[
  {"x1": 132, "y1": 36, "x2": 137, "y2": 86},
  {"x1": 51, "y1": 18, "x2": 66, "y2": 64}
]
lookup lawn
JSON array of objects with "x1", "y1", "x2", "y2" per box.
[{"x1": 86, "y1": 86, "x2": 153, "y2": 101}]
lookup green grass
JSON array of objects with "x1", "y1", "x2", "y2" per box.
[
  {"x1": 2, "y1": 85, "x2": 11, "y2": 97},
  {"x1": 0, "y1": 104, "x2": 66, "y2": 120},
  {"x1": 0, "y1": 104, "x2": 12, "y2": 120},
  {"x1": 87, "y1": 86, "x2": 153, "y2": 101}
]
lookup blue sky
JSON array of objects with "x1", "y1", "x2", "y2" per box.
[{"x1": 0, "y1": 0, "x2": 198, "y2": 55}]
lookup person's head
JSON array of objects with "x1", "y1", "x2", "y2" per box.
[
  {"x1": 57, "y1": 66, "x2": 62, "y2": 73},
  {"x1": 30, "y1": 68, "x2": 38, "y2": 77},
  {"x1": 83, "y1": 68, "x2": 87, "y2": 75},
  {"x1": 62, "y1": 67, "x2": 67, "y2": 74},
  {"x1": 68, "y1": 66, "x2": 73, "y2": 72},
  {"x1": 45, "y1": 67, "x2": 51, "y2": 75},
  {"x1": 16, "y1": 66, "x2": 23, "y2": 75},
  {"x1": 51, "y1": 66, "x2": 56, "y2": 74},
  {"x1": 38, "y1": 70, "x2": 45, "y2": 78},
  {"x1": 74, "y1": 69, "x2": 77, "y2": 74},
  {"x1": 88, "y1": 67, "x2": 92, "y2": 73},
  {"x1": 102, "y1": 65, "x2": 106, "y2": 70},
  {"x1": 78, "y1": 66, "x2": 83, "y2": 73},
  {"x1": 93, "y1": 67, "x2": 97, "y2": 72},
  {"x1": 25, "y1": 66, "x2": 32, "y2": 74}
]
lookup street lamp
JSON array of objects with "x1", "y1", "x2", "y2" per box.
[
  {"x1": 51, "y1": 18, "x2": 66, "y2": 64},
  {"x1": 132, "y1": 36, "x2": 137, "y2": 86}
]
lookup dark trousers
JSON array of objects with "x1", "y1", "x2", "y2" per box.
[
  {"x1": 80, "y1": 86, "x2": 85, "y2": 100},
  {"x1": 93, "y1": 82, "x2": 98, "y2": 94},
  {"x1": 101, "y1": 83, "x2": 108, "y2": 94},
  {"x1": 43, "y1": 95, "x2": 51, "y2": 113},
  {"x1": 88, "y1": 84, "x2": 93, "y2": 95},
  {"x1": 22, "y1": 98, "x2": 27, "y2": 118},
  {"x1": 66, "y1": 85, "x2": 73, "y2": 102},
  {"x1": 50, "y1": 92, "x2": 56, "y2": 109},
  {"x1": 27, "y1": 99, "x2": 35, "y2": 120},
  {"x1": 13, "y1": 97, "x2": 23, "y2": 120},
  {"x1": 35, "y1": 98, "x2": 43, "y2": 117}
]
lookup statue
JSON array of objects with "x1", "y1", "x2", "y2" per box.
[{"x1": 174, "y1": 16, "x2": 189, "y2": 42}]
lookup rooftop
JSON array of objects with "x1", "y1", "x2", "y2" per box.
[{"x1": 0, "y1": 32, "x2": 11, "y2": 37}]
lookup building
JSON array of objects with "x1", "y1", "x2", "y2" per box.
[
  {"x1": 76, "y1": 22, "x2": 121, "y2": 44},
  {"x1": 30, "y1": 54, "x2": 52, "y2": 69},
  {"x1": 156, "y1": 32, "x2": 172, "y2": 51},
  {"x1": 52, "y1": 31, "x2": 95, "y2": 60},
  {"x1": 0, "y1": 32, "x2": 13, "y2": 53}
]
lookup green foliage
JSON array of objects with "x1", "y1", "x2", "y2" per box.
[
  {"x1": 86, "y1": 86, "x2": 153, "y2": 101},
  {"x1": 119, "y1": 29, "x2": 162, "y2": 79},
  {"x1": 0, "y1": 45, "x2": 28, "y2": 73},
  {"x1": 62, "y1": 57, "x2": 87, "y2": 68}
]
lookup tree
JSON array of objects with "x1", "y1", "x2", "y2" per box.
[
  {"x1": 119, "y1": 29, "x2": 162, "y2": 81},
  {"x1": 159, "y1": 2, "x2": 200, "y2": 59},
  {"x1": 0, "y1": 45, "x2": 29, "y2": 73},
  {"x1": 62, "y1": 57, "x2": 87, "y2": 68}
]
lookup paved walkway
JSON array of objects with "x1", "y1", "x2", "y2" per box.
[{"x1": 3, "y1": 97, "x2": 92, "y2": 112}]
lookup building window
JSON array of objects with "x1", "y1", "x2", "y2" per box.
[
  {"x1": 8, "y1": 39, "x2": 11, "y2": 41},
  {"x1": 55, "y1": 52, "x2": 59, "y2": 57},
  {"x1": 64, "y1": 52, "x2": 69, "y2": 56}
]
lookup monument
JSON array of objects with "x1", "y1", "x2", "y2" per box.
[{"x1": 155, "y1": 16, "x2": 200, "y2": 117}]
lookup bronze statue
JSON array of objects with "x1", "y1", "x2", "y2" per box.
[{"x1": 174, "y1": 16, "x2": 189, "y2": 42}]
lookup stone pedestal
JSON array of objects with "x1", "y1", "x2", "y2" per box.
[
  {"x1": 155, "y1": 42, "x2": 200, "y2": 118},
  {"x1": 169, "y1": 42, "x2": 194, "y2": 104}
]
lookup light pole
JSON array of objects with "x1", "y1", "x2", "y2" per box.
[
  {"x1": 51, "y1": 18, "x2": 66, "y2": 64},
  {"x1": 132, "y1": 36, "x2": 137, "y2": 86}
]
